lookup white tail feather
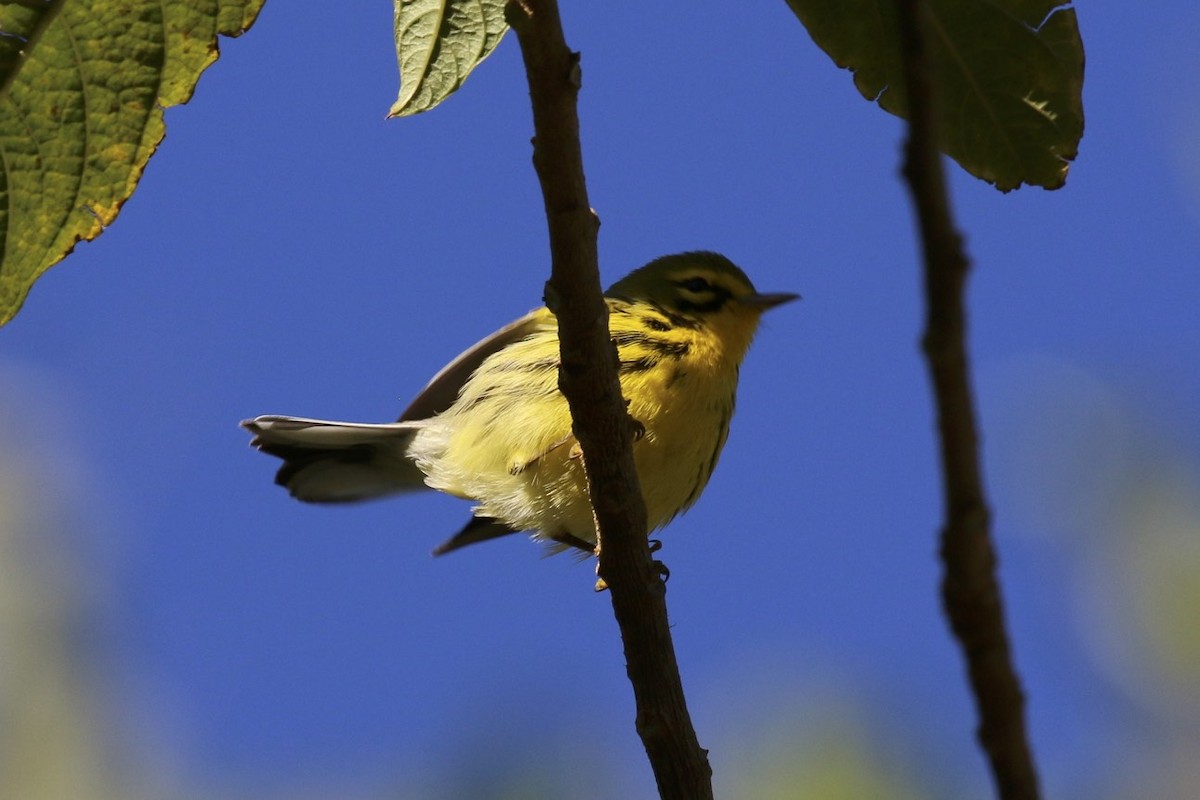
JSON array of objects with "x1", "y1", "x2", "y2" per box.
[{"x1": 241, "y1": 416, "x2": 428, "y2": 502}]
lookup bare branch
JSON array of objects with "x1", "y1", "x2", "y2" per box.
[
  {"x1": 894, "y1": 1, "x2": 1041, "y2": 798},
  {"x1": 504, "y1": 2, "x2": 713, "y2": 797}
]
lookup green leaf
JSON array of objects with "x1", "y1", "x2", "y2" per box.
[
  {"x1": 786, "y1": 0, "x2": 1085, "y2": 191},
  {"x1": 389, "y1": 0, "x2": 508, "y2": 118},
  {"x1": 0, "y1": 0, "x2": 266, "y2": 327}
]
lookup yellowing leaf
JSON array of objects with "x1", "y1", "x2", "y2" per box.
[{"x1": 0, "y1": 0, "x2": 266, "y2": 327}]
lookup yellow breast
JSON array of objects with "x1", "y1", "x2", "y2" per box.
[{"x1": 410, "y1": 297, "x2": 757, "y2": 544}]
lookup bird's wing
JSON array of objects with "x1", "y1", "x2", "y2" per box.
[
  {"x1": 431, "y1": 516, "x2": 522, "y2": 556},
  {"x1": 397, "y1": 308, "x2": 553, "y2": 422}
]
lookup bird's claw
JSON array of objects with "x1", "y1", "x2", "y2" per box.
[{"x1": 593, "y1": 551, "x2": 667, "y2": 591}]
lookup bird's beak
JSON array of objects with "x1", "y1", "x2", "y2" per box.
[{"x1": 739, "y1": 291, "x2": 801, "y2": 310}]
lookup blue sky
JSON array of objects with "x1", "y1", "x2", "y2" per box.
[{"x1": 2, "y1": 3, "x2": 1199, "y2": 797}]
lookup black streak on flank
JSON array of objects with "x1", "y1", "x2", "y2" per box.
[
  {"x1": 619, "y1": 356, "x2": 659, "y2": 373},
  {"x1": 612, "y1": 330, "x2": 691, "y2": 358}
]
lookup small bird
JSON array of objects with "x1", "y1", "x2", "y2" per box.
[{"x1": 242, "y1": 252, "x2": 797, "y2": 556}]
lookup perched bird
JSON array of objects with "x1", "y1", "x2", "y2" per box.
[{"x1": 242, "y1": 251, "x2": 797, "y2": 556}]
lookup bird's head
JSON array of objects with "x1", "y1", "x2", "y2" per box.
[
  {"x1": 607, "y1": 252, "x2": 798, "y2": 357},
  {"x1": 609, "y1": 251, "x2": 797, "y2": 316}
]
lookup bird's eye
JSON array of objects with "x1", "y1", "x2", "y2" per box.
[{"x1": 678, "y1": 276, "x2": 712, "y2": 293}]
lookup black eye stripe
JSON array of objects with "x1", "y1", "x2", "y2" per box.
[
  {"x1": 670, "y1": 274, "x2": 737, "y2": 314},
  {"x1": 677, "y1": 276, "x2": 711, "y2": 293},
  {"x1": 675, "y1": 295, "x2": 728, "y2": 314}
]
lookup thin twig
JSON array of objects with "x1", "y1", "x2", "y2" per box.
[
  {"x1": 504, "y1": 2, "x2": 713, "y2": 798},
  {"x1": 893, "y1": 1, "x2": 1041, "y2": 798}
]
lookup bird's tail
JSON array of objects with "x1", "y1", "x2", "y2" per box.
[{"x1": 242, "y1": 416, "x2": 428, "y2": 503}]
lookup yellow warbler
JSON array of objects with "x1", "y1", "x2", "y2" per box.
[{"x1": 242, "y1": 252, "x2": 797, "y2": 555}]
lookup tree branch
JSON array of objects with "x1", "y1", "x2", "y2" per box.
[
  {"x1": 504, "y1": 2, "x2": 713, "y2": 797},
  {"x1": 893, "y1": 1, "x2": 1041, "y2": 798}
]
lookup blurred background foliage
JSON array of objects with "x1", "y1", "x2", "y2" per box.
[{"x1": 4, "y1": 356, "x2": 1199, "y2": 798}]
